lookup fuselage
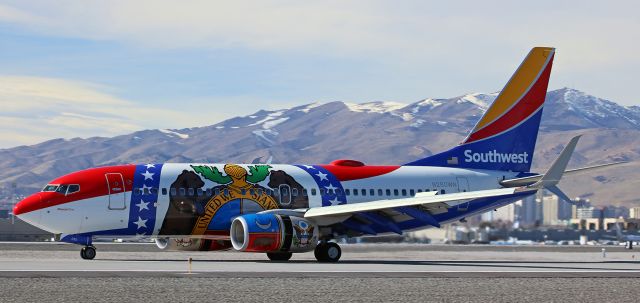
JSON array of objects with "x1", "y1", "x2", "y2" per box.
[{"x1": 14, "y1": 162, "x2": 526, "y2": 240}]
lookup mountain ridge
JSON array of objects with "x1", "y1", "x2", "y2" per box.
[{"x1": 1, "y1": 88, "x2": 638, "y2": 206}]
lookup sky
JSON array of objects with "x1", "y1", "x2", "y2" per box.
[{"x1": 0, "y1": 1, "x2": 638, "y2": 148}]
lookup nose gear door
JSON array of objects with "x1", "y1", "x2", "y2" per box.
[{"x1": 105, "y1": 173, "x2": 126, "y2": 210}]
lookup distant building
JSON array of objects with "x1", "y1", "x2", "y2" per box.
[
  {"x1": 516, "y1": 196, "x2": 537, "y2": 227},
  {"x1": 558, "y1": 199, "x2": 573, "y2": 220},
  {"x1": 603, "y1": 206, "x2": 629, "y2": 219},
  {"x1": 571, "y1": 198, "x2": 591, "y2": 219},
  {"x1": 629, "y1": 207, "x2": 640, "y2": 219},
  {"x1": 576, "y1": 207, "x2": 601, "y2": 219},
  {"x1": 542, "y1": 195, "x2": 559, "y2": 225},
  {"x1": 493, "y1": 203, "x2": 516, "y2": 222}
]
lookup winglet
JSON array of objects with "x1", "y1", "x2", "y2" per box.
[{"x1": 532, "y1": 135, "x2": 581, "y2": 188}]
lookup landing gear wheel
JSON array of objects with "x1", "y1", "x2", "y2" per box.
[
  {"x1": 81, "y1": 246, "x2": 96, "y2": 260},
  {"x1": 314, "y1": 242, "x2": 341, "y2": 262},
  {"x1": 266, "y1": 252, "x2": 293, "y2": 261}
]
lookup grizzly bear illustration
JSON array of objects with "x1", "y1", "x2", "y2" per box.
[
  {"x1": 159, "y1": 170, "x2": 212, "y2": 235},
  {"x1": 267, "y1": 170, "x2": 309, "y2": 209}
]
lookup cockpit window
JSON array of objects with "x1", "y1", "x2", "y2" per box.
[
  {"x1": 42, "y1": 185, "x2": 59, "y2": 192},
  {"x1": 56, "y1": 185, "x2": 69, "y2": 194},
  {"x1": 66, "y1": 184, "x2": 80, "y2": 195}
]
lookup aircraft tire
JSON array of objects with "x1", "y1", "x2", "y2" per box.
[
  {"x1": 81, "y1": 246, "x2": 96, "y2": 260},
  {"x1": 266, "y1": 252, "x2": 293, "y2": 261},
  {"x1": 315, "y1": 242, "x2": 341, "y2": 262}
]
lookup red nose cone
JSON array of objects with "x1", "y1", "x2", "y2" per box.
[{"x1": 13, "y1": 193, "x2": 42, "y2": 216}]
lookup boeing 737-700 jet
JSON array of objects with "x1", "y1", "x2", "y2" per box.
[{"x1": 13, "y1": 47, "x2": 621, "y2": 262}]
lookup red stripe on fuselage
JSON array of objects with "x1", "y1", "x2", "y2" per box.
[
  {"x1": 15, "y1": 165, "x2": 136, "y2": 215},
  {"x1": 320, "y1": 165, "x2": 400, "y2": 181},
  {"x1": 465, "y1": 54, "x2": 554, "y2": 143}
]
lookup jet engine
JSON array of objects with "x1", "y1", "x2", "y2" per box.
[
  {"x1": 230, "y1": 213, "x2": 318, "y2": 253},
  {"x1": 155, "y1": 237, "x2": 232, "y2": 251}
]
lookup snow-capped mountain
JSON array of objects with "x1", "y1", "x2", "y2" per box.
[{"x1": 1, "y1": 88, "x2": 638, "y2": 205}]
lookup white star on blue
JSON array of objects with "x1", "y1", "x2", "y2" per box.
[
  {"x1": 128, "y1": 163, "x2": 163, "y2": 235},
  {"x1": 296, "y1": 165, "x2": 347, "y2": 207}
]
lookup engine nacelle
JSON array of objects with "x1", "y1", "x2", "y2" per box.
[
  {"x1": 155, "y1": 237, "x2": 232, "y2": 251},
  {"x1": 230, "y1": 213, "x2": 318, "y2": 253}
]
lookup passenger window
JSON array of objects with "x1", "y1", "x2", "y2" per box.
[
  {"x1": 393, "y1": 189, "x2": 399, "y2": 196},
  {"x1": 66, "y1": 184, "x2": 80, "y2": 195},
  {"x1": 378, "y1": 189, "x2": 383, "y2": 196},
  {"x1": 257, "y1": 188, "x2": 263, "y2": 196},
  {"x1": 162, "y1": 188, "x2": 167, "y2": 195},
  {"x1": 171, "y1": 188, "x2": 177, "y2": 195},
  {"x1": 302, "y1": 189, "x2": 308, "y2": 196},
  {"x1": 292, "y1": 188, "x2": 298, "y2": 197},
  {"x1": 250, "y1": 189, "x2": 255, "y2": 196},
  {"x1": 345, "y1": 189, "x2": 350, "y2": 196},
  {"x1": 353, "y1": 189, "x2": 358, "y2": 196},
  {"x1": 223, "y1": 189, "x2": 229, "y2": 196},
  {"x1": 206, "y1": 188, "x2": 212, "y2": 196},
  {"x1": 197, "y1": 188, "x2": 203, "y2": 196},
  {"x1": 440, "y1": 189, "x2": 446, "y2": 194},
  {"x1": 361, "y1": 189, "x2": 366, "y2": 196},
  {"x1": 417, "y1": 189, "x2": 423, "y2": 193},
  {"x1": 370, "y1": 189, "x2": 375, "y2": 196},
  {"x1": 144, "y1": 188, "x2": 150, "y2": 195},
  {"x1": 401, "y1": 189, "x2": 407, "y2": 196},
  {"x1": 386, "y1": 189, "x2": 391, "y2": 196},
  {"x1": 410, "y1": 189, "x2": 415, "y2": 196},
  {"x1": 320, "y1": 188, "x2": 326, "y2": 196},
  {"x1": 241, "y1": 189, "x2": 246, "y2": 195},
  {"x1": 335, "y1": 188, "x2": 342, "y2": 195},
  {"x1": 188, "y1": 188, "x2": 194, "y2": 196},
  {"x1": 328, "y1": 189, "x2": 334, "y2": 195},
  {"x1": 150, "y1": 188, "x2": 158, "y2": 195},
  {"x1": 311, "y1": 188, "x2": 317, "y2": 196},
  {"x1": 214, "y1": 188, "x2": 220, "y2": 196}
]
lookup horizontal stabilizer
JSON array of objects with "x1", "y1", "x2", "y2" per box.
[
  {"x1": 532, "y1": 135, "x2": 581, "y2": 188},
  {"x1": 500, "y1": 161, "x2": 628, "y2": 187}
]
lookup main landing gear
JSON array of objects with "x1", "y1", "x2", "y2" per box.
[
  {"x1": 266, "y1": 252, "x2": 293, "y2": 261},
  {"x1": 314, "y1": 242, "x2": 341, "y2": 262},
  {"x1": 80, "y1": 246, "x2": 96, "y2": 260}
]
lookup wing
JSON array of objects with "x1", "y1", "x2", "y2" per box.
[{"x1": 295, "y1": 187, "x2": 536, "y2": 235}]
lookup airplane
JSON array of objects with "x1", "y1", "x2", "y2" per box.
[
  {"x1": 13, "y1": 47, "x2": 622, "y2": 262},
  {"x1": 615, "y1": 223, "x2": 640, "y2": 249}
]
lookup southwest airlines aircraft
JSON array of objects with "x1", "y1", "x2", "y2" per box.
[{"x1": 13, "y1": 47, "x2": 619, "y2": 262}]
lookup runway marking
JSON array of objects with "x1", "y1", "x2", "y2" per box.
[{"x1": 1, "y1": 270, "x2": 639, "y2": 273}]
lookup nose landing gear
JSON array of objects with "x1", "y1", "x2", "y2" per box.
[{"x1": 80, "y1": 246, "x2": 96, "y2": 260}]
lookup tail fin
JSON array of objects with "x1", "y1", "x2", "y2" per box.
[{"x1": 406, "y1": 47, "x2": 555, "y2": 172}]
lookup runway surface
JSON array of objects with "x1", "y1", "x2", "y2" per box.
[
  {"x1": 1, "y1": 242, "x2": 639, "y2": 278},
  {"x1": 1, "y1": 242, "x2": 640, "y2": 302}
]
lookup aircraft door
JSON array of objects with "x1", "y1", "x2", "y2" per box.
[
  {"x1": 279, "y1": 184, "x2": 291, "y2": 206},
  {"x1": 105, "y1": 173, "x2": 126, "y2": 210},
  {"x1": 456, "y1": 177, "x2": 470, "y2": 211}
]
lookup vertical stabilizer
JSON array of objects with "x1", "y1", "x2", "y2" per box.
[{"x1": 406, "y1": 47, "x2": 555, "y2": 172}]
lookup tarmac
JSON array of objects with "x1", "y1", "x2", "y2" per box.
[{"x1": 1, "y1": 242, "x2": 640, "y2": 302}]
